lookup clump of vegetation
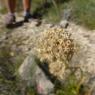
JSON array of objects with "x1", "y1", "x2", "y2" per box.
[
  {"x1": 70, "y1": 0, "x2": 95, "y2": 30},
  {"x1": 0, "y1": 48, "x2": 19, "y2": 95},
  {"x1": 0, "y1": 1, "x2": 7, "y2": 14},
  {"x1": 55, "y1": 72, "x2": 84, "y2": 95},
  {"x1": 35, "y1": 26, "x2": 75, "y2": 79},
  {"x1": 26, "y1": 86, "x2": 36, "y2": 95},
  {"x1": 31, "y1": 0, "x2": 95, "y2": 29},
  {"x1": 0, "y1": 46, "x2": 26, "y2": 95},
  {"x1": 54, "y1": 67, "x2": 92, "y2": 95}
]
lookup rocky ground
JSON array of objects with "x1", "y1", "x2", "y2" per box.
[{"x1": 0, "y1": 14, "x2": 95, "y2": 95}]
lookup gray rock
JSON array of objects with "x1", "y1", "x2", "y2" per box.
[
  {"x1": 60, "y1": 20, "x2": 69, "y2": 28},
  {"x1": 62, "y1": 9, "x2": 72, "y2": 20},
  {"x1": 60, "y1": 9, "x2": 72, "y2": 28},
  {"x1": 18, "y1": 54, "x2": 54, "y2": 95}
]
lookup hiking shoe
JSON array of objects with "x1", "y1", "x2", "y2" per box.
[
  {"x1": 5, "y1": 14, "x2": 16, "y2": 27},
  {"x1": 24, "y1": 13, "x2": 32, "y2": 22}
]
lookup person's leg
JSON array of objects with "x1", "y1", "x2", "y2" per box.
[
  {"x1": 5, "y1": 0, "x2": 16, "y2": 26},
  {"x1": 23, "y1": 0, "x2": 31, "y2": 13},
  {"x1": 6, "y1": 0, "x2": 16, "y2": 14},
  {"x1": 23, "y1": 0, "x2": 32, "y2": 21}
]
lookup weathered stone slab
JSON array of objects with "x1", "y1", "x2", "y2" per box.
[{"x1": 18, "y1": 54, "x2": 54, "y2": 95}]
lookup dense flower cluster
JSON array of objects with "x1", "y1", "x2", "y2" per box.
[{"x1": 35, "y1": 26, "x2": 75, "y2": 79}]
